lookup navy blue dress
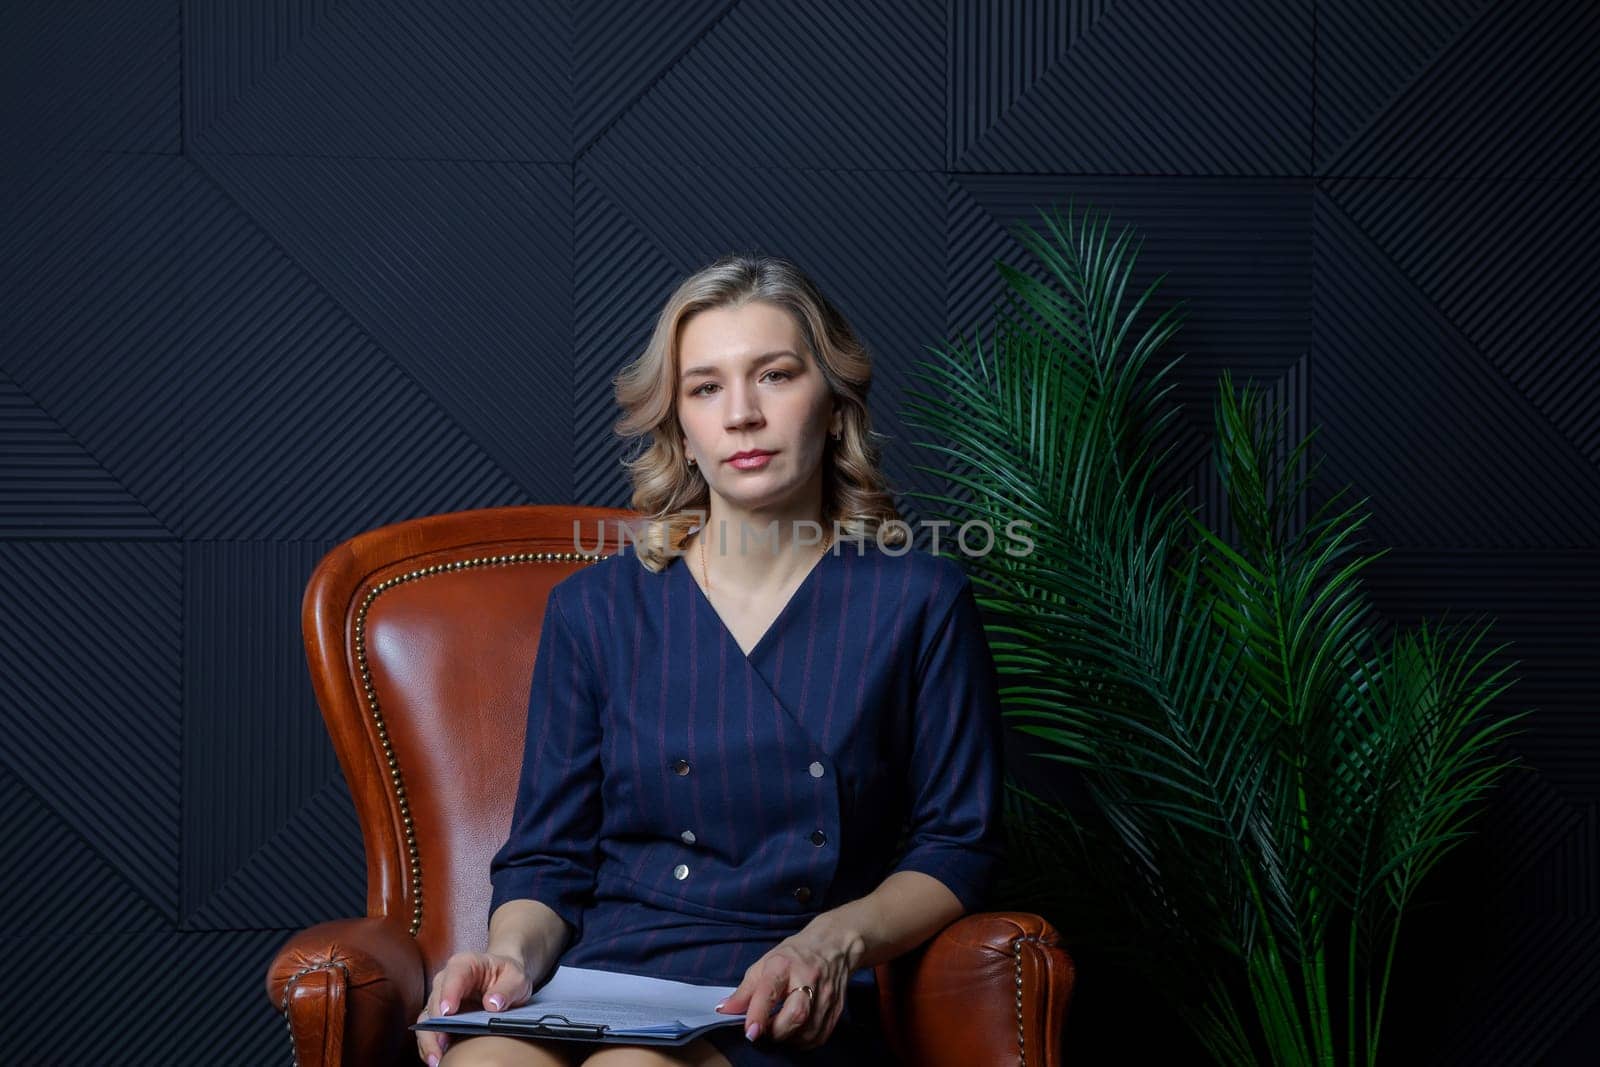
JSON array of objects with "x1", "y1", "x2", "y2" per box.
[{"x1": 488, "y1": 536, "x2": 1006, "y2": 1064}]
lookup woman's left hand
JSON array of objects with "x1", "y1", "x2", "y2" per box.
[{"x1": 713, "y1": 927, "x2": 856, "y2": 1049}]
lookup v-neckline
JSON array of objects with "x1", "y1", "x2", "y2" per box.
[{"x1": 678, "y1": 540, "x2": 836, "y2": 663}]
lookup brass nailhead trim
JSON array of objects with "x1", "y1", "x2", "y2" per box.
[
  {"x1": 294, "y1": 548, "x2": 1070, "y2": 1065},
  {"x1": 351, "y1": 550, "x2": 607, "y2": 939},
  {"x1": 282, "y1": 551, "x2": 610, "y2": 1063},
  {"x1": 1012, "y1": 933, "x2": 1050, "y2": 1067},
  {"x1": 279, "y1": 959, "x2": 352, "y2": 1067}
]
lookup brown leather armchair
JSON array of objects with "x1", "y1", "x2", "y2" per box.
[{"x1": 265, "y1": 505, "x2": 1075, "y2": 1065}]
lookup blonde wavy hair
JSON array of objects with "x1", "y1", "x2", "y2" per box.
[{"x1": 612, "y1": 253, "x2": 908, "y2": 572}]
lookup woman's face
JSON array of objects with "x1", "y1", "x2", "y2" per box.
[{"x1": 677, "y1": 300, "x2": 839, "y2": 515}]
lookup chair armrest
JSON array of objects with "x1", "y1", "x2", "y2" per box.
[
  {"x1": 265, "y1": 917, "x2": 426, "y2": 1067},
  {"x1": 874, "y1": 911, "x2": 1075, "y2": 1067}
]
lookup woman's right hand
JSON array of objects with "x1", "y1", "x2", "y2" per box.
[{"x1": 416, "y1": 950, "x2": 536, "y2": 1066}]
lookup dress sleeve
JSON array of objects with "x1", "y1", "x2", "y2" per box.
[
  {"x1": 889, "y1": 569, "x2": 1007, "y2": 914},
  {"x1": 488, "y1": 586, "x2": 604, "y2": 940}
]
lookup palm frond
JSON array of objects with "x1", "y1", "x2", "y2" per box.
[{"x1": 898, "y1": 200, "x2": 1526, "y2": 1066}]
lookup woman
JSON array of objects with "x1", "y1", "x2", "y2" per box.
[{"x1": 418, "y1": 254, "x2": 1006, "y2": 1066}]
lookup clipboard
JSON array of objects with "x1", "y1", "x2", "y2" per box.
[
  {"x1": 408, "y1": 965, "x2": 746, "y2": 1046},
  {"x1": 412, "y1": 1010, "x2": 743, "y2": 1046}
]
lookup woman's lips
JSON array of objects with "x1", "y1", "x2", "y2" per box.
[{"x1": 727, "y1": 451, "x2": 774, "y2": 470}]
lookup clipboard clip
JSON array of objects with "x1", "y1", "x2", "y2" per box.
[{"x1": 487, "y1": 1012, "x2": 610, "y2": 1039}]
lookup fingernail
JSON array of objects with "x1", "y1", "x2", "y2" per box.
[
  {"x1": 487, "y1": 996, "x2": 502, "y2": 1011},
  {"x1": 439, "y1": 1001, "x2": 451, "y2": 1015},
  {"x1": 746, "y1": 1023, "x2": 760, "y2": 1041},
  {"x1": 427, "y1": 1056, "x2": 438, "y2": 1067},
  {"x1": 714, "y1": 1000, "x2": 726, "y2": 1011}
]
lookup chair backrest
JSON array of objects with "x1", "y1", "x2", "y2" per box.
[{"x1": 302, "y1": 504, "x2": 637, "y2": 973}]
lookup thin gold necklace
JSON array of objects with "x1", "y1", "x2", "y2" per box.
[{"x1": 700, "y1": 527, "x2": 832, "y2": 593}]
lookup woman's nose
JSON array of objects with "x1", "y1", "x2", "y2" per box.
[{"x1": 723, "y1": 387, "x2": 763, "y2": 428}]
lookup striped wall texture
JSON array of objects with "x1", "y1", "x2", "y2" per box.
[{"x1": 1, "y1": 0, "x2": 1595, "y2": 1062}]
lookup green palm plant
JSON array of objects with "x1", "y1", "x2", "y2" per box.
[{"x1": 902, "y1": 202, "x2": 1529, "y2": 1066}]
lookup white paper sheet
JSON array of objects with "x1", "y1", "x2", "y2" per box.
[{"x1": 421, "y1": 965, "x2": 742, "y2": 1037}]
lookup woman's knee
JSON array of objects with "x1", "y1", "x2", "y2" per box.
[
  {"x1": 579, "y1": 1038, "x2": 731, "y2": 1066},
  {"x1": 439, "y1": 1033, "x2": 580, "y2": 1067}
]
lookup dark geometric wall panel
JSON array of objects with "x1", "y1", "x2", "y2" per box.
[
  {"x1": 585, "y1": 0, "x2": 943, "y2": 171},
  {"x1": 179, "y1": 167, "x2": 527, "y2": 540},
  {"x1": 185, "y1": 0, "x2": 573, "y2": 161},
  {"x1": 574, "y1": 0, "x2": 737, "y2": 153},
  {"x1": 953, "y1": 0, "x2": 1313, "y2": 174},
  {"x1": 948, "y1": 0, "x2": 1113, "y2": 166},
  {"x1": 571, "y1": 170, "x2": 687, "y2": 509},
  {"x1": 1325, "y1": 175, "x2": 1600, "y2": 466},
  {"x1": 0, "y1": 541, "x2": 182, "y2": 918},
  {"x1": 0, "y1": 0, "x2": 178, "y2": 154},
  {"x1": 181, "y1": 541, "x2": 364, "y2": 929},
  {"x1": 2, "y1": 1, "x2": 1595, "y2": 1062},
  {"x1": 0, "y1": 929, "x2": 293, "y2": 1065},
  {"x1": 179, "y1": 0, "x2": 338, "y2": 143},
  {"x1": 0, "y1": 153, "x2": 188, "y2": 535},
  {"x1": 191, "y1": 152, "x2": 573, "y2": 502},
  {"x1": 1313, "y1": 0, "x2": 1488, "y2": 173},
  {"x1": 0, "y1": 366, "x2": 169, "y2": 538},
  {"x1": 1317, "y1": 0, "x2": 1598, "y2": 179},
  {"x1": 1, "y1": 760, "x2": 171, "y2": 938},
  {"x1": 1310, "y1": 187, "x2": 1600, "y2": 549},
  {"x1": 946, "y1": 176, "x2": 1035, "y2": 342}
]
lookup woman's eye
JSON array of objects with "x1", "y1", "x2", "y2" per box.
[{"x1": 689, "y1": 370, "x2": 791, "y2": 397}]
